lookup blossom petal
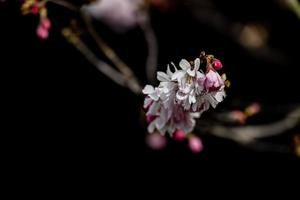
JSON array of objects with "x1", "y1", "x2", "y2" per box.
[
  {"x1": 167, "y1": 65, "x2": 173, "y2": 76},
  {"x1": 171, "y1": 70, "x2": 185, "y2": 81},
  {"x1": 187, "y1": 68, "x2": 196, "y2": 77},
  {"x1": 179, "y1": 59, "x2": 190, "y2": 70},
  {"x1": 142, "y1": 85, "x2": 155, "y2": 94},
  {"x1": 157, "y1": 71, "x2": 170, "y2": 82},
  {"x1": 194, "y1": 58, "x2": 200, "y2": 71}
]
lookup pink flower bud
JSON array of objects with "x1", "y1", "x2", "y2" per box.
[
  {"x1": 36, "y1": 25, "x2": 49, "y2": 39},
  {"x1": 229, "y1": 110, "x2": 247, "y2": 124},
  {"x1": 245, "y1": 103, "x2": 261, "y2": 116},
  {"x1": 146, "y1": 133, "x2": 167, "y2": 150},
  {"x1": 212, "y1": 59, "x2": 223, "y2": 70},
  {"x1": 31, "y1": 4, "x2": 39, "y2": 14},
  {"x1": 188, "y1": 136, "x2": 203, "y2": 153},
  {"x1": 41, "y1": 18, "x2": 51, "y2": 30},
  {"x1": 173, "y1": 130, "x2": 186, "y2": 141}
]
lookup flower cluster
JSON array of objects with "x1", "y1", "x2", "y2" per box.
[
  {"x1": 21, "y1": 0, "x2": 51, "y2": 39},
  {"x1": 143, "y1": 52, "x2": 228, "y2": 136}
]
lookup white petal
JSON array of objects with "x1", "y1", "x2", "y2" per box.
[
  {"x1": 196, "y1": 71, "x2": 205, "y2": 79},
  {"x1": 194, "y1": 58, "x2": 200, "y2": 71},
  {"x1": 205, "y1": 94, "x2": 218, "y2": 108},
  {"x1": 147, "y1": 121, "x2": 156, "y2": 133},
  {"x1": 147, "y1": 102, "x2": 160, "y2": 115},
  {"x1": 171, "y1": 70, "x2": 185, "y2": 81},
  {"x1": 187, "y1": 68, "x2": 196, "y2": 77},
  {"x1": 149, "y1": 93, "x2": 159, "y2": 101},
  {"x1": 142, "y1": 85, "x2": 155, "y2": 94},
  {"x1": 214, "y1": 90, "x2": 226, "y2": 102},
  {"x1": 179, "y1": 59, "x2": 190, "y2": 70},
  {"x1": 189, "y1": 94, "x2": 196, "y2": 104},
  {"x1": 167, "y1": 65, "x2": 173, "y2": 76},
  {"x1": 171, "y1": 62, "x2": 178, "y2": 71},
  {"x1": 144, "y1": 97, "x2": 153, "y2": 108},
  {"x1": 157, "y1": 71, "x2": 170, "y2": 82}
]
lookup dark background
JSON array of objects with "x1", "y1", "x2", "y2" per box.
[{"x1": 2, "y1": 0, "x2": 300, "y2": 179}]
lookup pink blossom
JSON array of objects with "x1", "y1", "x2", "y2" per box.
[
  {"x1": 204, "y1": 70, "x2": 224, "y2": 91},
  {"x1": 173, "y1": 130, "x2": 186, "y2": 141},
  {"x1": 212, "y1": 59, "x2": 223, "y2": 70},
  {"x1": 146, "y1": 132, "x2": 167, "y2": 150},
  {"x1": 41, "y1": 18, "x2": 51, "y2": 29},
  {"x1": 188, "y1": 136, "x2": 204, "y2": 153},
  {"x1": 84, "y1": 0, "x2": 143, "y2": 32},
  {"x1": 36, "y1": 25, "x2": 49, "y2": 39}
]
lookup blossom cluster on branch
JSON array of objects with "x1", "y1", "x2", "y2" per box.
[{"x1": 143, "y1": 52, "x2": 229, "y2": 136}]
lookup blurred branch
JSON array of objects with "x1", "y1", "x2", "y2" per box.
[
  {"x1": 138, "y1": 13, "x2": 158, "y2": 83},
  {"x1": 62, "y1": 27, "x2": 142, "y2": 93},
  {"x1": 45, "y1": 0, "x2": 142, "y2": 93},
  {"x1": 81, "y1": 8, "x2": 142, "y2": 94},
  {"x1": 197, "y1": 107, "x2": 300, "y2": 152},
  {"x1": 285, "y1": 0, "x2": 300, "y2": 20},
  {"x1": 185, "y1": 1, "x2": 290, "y2": 65}
]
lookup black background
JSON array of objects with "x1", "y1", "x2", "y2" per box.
[{"x1": 2, "y1": 0, "x2": 300, "y2": 181}]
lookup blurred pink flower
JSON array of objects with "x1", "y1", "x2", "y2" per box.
[
  {"x1": 36, "y1": 24, "x2": 49, "y2": 39},
  {"x1": 146, "y1": 132, "x2": 167, "y2": 150},
  {"x1": 173, "y1": 130, "x2": 186, "y2": 141},
  {"x1": 229, "y1": 110, "x2": 247, "y2": 124},
  {"x1": 188, "y1": 136, "x2": 204, "y2": 153},
  {"x1": 41, "y1": 18, "x2": 51, "y2": 30},
  {"x1": 84, "y1": 0, "x2": 144, "y2": 32},
  {"x1": 245, "y1": 103, "x2": 261, "y2": 116}
]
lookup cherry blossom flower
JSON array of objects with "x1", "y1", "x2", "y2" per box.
[{"x1": 143, "y1": 53, "x2": 228, "y2": 137}]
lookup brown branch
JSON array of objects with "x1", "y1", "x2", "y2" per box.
[
  {"x1": 138, "y1": 13, "x2": 158, "y2": 83},
  {"x1": 207, "y1": 107, "x2": 300, "y2": 143},
  {"x1": 62, "y1": 28, "x2": 129, "y2": 88},
  {"x1": 80, "y1": 8, "x2": 142, "y2": 94}
]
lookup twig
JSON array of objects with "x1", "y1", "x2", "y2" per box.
[
  {"x1": 206, "y1": 107, "x2": 300, "y2": 143},
  {"x1": 285, "y1": 0, "x2": 300, "y2": 20},
  {"x1": 80, "y1": 8, "x2": 142, "y2": 94},
  {"x1": 62, "y1": 28, "x2": 129, "y2": 88},
  {"x1": 45, "y1": 1, "x2": 142, "y2": 94},
  {"x1": 138, "y1": 13, "x2": 158, "y2": 83}
]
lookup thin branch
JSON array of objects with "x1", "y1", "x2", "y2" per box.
[
  {"x1": 62, "y1": 28, "x2": 128, "y2": 88},
  {"x1": 80, "y1": 8, "x2": 142, "y2": 94},
  {"x1": 206, "y1": 107, "x2": 300, "y2": 143},
  {"x1": 138, "y1": 13, "x2": 158, "y2": 83},
  {"x1": 285, "y1": 0, "x2": 300, "y2": 20}
]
